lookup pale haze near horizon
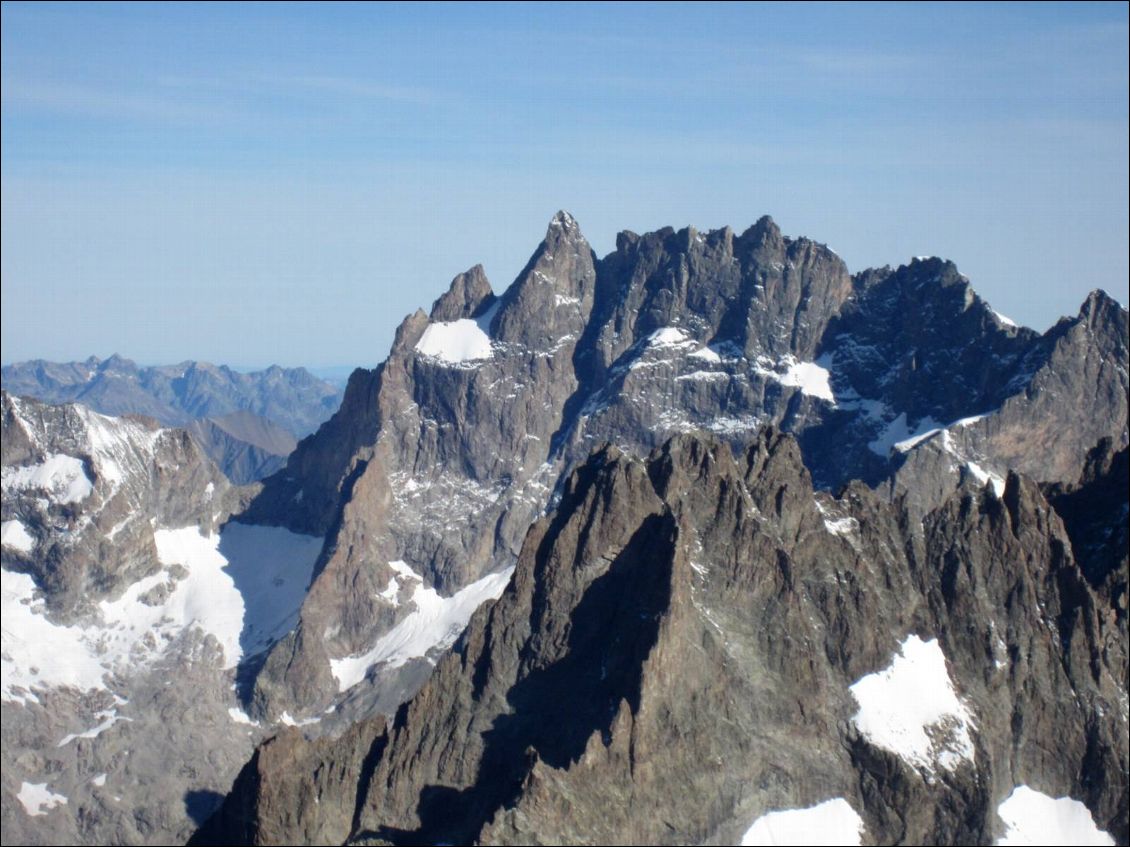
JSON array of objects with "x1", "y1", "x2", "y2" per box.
[{"x1": 2, "y1": 2, "x2": 1127, "y2": 370}]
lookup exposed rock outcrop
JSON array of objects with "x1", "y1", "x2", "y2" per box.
[{"x1": 197, "y1": 430, "x2": 1129, "y2": 845}]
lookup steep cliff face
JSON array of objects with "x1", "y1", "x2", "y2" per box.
[
  {"x1": 1043, "y1": 439, "x2": 1129, "y2": 695},
  {"x1": 244, "y1": 212, "x2": 600, "y2": 718},
  {"x1": 195, "y1": 430, "x2": 1128, "y2": 846},
  {"x1": 239, "y1": 214, "x2": 1128, "y2": 722}
]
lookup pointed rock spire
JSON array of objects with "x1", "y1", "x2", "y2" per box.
[
  {"x1": 547, "y1": 209, "x2": 583, "y2": 238},
  {"x1": 492, "y1": 211, "x2": 597, "y2": 349},
  {"x1": 429, "y1": 264, "x2": 495, "y2": 322},
  {"x1": 1079, "y1": 288, "x2": 1127, "y2": 329},
  {"x1": 739, "y1": 214, "x2": 783, "y2": 250}
]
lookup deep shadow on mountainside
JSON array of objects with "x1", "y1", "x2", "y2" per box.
[{"x1": 195, "y1": 428, "x2": 1128, "y2": 845}]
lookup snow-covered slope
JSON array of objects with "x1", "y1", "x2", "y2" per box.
[{"x1": 1, "y1": 393, "x2": 324, "y2": 846}]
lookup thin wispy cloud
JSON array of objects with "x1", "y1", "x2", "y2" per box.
[
  {"x1": 1, "y1": 79, "x2": 232, "y2": 125},
  {"x1": 154, "y1": 72, "x2": 435, "y2": 104},
  {"x1": 792, "y1": 50, "x2": 926, "y2": 76}
]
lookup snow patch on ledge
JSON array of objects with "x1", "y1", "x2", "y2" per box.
[
  {"x1": 648, "y1": 327, "x2": 695, "y2": 348},
  {"x1": 1, "y1": 520, "x2": 35, "y2": 553},
  {"x1": 688, "y1": 345, "x2": 722, "y2": 364},
  {"x1": 331, "y1": 564, "x2": 515, "y2": 691},
  {"x1": 779, "y1": 357, "x2": 835, "y2": 402},
  {"x1": 17, "y1": 782, "x2": 68, "y2": 817},
  {"x1": 279, "y1": 710, "x2": 320, "y2": 728},
  {"x1": 754, "y1": 355, "x2": 835, "y2": 403},
  {"x1": 415, "y1": 318, "x2": 493, "y2": 364},
  {"x1": 815, "y1": 500, "x2": 858, "y2": 538},
  {"x1": 2, "y1": 454, "x2": 93, "y2": 505},
  {"x1": 995, "y1": 786, "x2": 1113, "y2": 846},
  {"x1": 378, "y1": 559, "x2": 420, "y2": 607},
  {"x1": 866, "y1": 413, "x2": 941, "y2": 456},
  {"x1": 868, "y1": 410, "x2": 995, "y2": 457},
  {"x1": 741, "y1": 798, "x2": 864, "y2": 846},
  {"x1": 965, "y1": 460, "x2": 1006, "y2": 497},
  {"x1": 57, "y1": 709, "x2": 131, "y2": 746},
  {"x1": 849, "y1": 634, "x2": 976, "y2": 773},
  {"x1": 991, "y1": 308, "x2": 1018, "y2": 329},
  {"x1": 824, "y1": 516, "x2": 858, "y2": 536},
  {"x1": 228, "y1": 707, "x2": 258, "y2": 726}
]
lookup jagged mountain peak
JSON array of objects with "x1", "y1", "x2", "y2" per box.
[
  {"x1": 7, "y1": 210, "x2": 1128, "y2": 847},
  {"x1": 1081, "y1": 287, "x2": 1125, "y2": 315},
  {"x1": 428, "y1": 264, "x2": 495, "y2": 322},
  {"x1": 548, "y1": 208, "x2": 583, "y2": 235},
  {"x1": 1078, "y1": 288, "x2": 1129, "y2": 347},
  {"x1": 490, "y1": 213, "x2": 598, "y2": 350},
  {"x1": 740, "y1": 212, "x2": 781, "y2": 242},
  {"x1": 228, "y1": 211, "x2": 1125, "y2": 733},
  {"x1": 98, "y1": 353, "x2": 136, "y2": 372}
]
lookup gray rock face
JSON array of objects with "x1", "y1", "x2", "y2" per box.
[
  {"x1": 195, "y1": 430, "x2": 1128, "y2": 845},
  {"x1": 2, "y1": 642, "x2": 263, "y2": 847},
  {"x1": 1042, "y1": 438, "x2": 1129, "y2": 690},
  {"x1": 241, "y1": 213, "x2": 1128, "y2": 723},
  {"x1": 244, "y1": 212, "x2": 600, "y2": 718}
]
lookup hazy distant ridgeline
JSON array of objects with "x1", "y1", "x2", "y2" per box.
[
  {"x1": 1, "y1": 356, "x2": 344, "y2": 484},
  {"x1": 1, "y1": 355, "x2": 343, "y2": 437}
]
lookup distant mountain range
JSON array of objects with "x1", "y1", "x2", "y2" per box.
[{"x1": 1, "y1": 356, "x2": 343, "y2": 483}]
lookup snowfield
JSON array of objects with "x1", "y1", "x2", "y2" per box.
[
  {"x1": 331, "y1": 562, "x2": 515, "y2": 691},
  {"x1": 414, "y1": 302, "x2": 499, "y2": 365},
  {"x1": 1, "y1": 523, "x2": 322, "y2": 704},
  {"x1": 753, "y1": 354, "x2": 836, "y2": 403},
  {"x1": 741, "y1": 798, "x2": 865, "y2": 846},
  {"x1": 1, "y1": 454, "x2": 93, "y2": 504},
  {"x1": 995, "y1": 786, "x2": 1113, "y2": 846},
  {"x1": 849, "y1": 634, "x2": 976, "y2": 772},
  {"x1": 415, "y1": 319, "x2": 493, "y2": 363}
]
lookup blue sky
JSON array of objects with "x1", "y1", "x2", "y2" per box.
[{"x1": 2, "y1": 2, "x2": 1127, "y2": 368}]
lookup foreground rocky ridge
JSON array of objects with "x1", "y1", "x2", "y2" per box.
[
  {"x1": 196, "y1": 429, "x2": 1129, "y2": 845},
  {"x1": 243, "y1": 213, "x2": 1128, "y2": 722}
]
